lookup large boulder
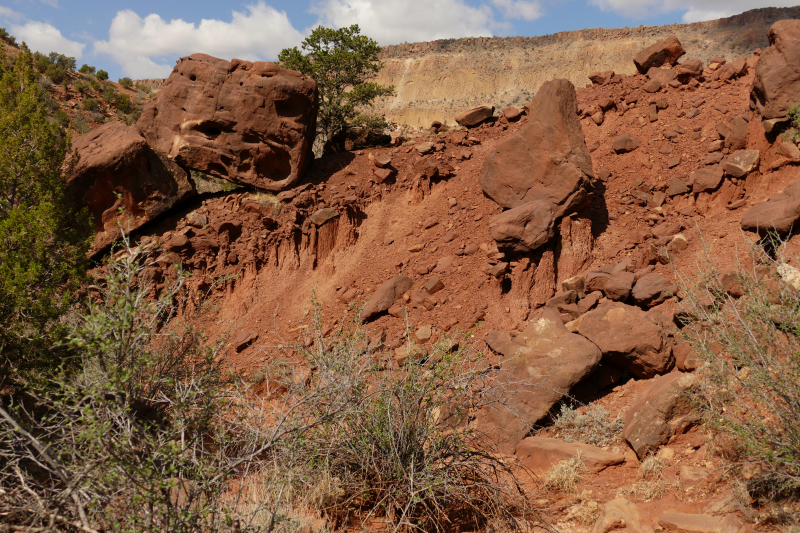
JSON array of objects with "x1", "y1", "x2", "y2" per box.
[
  {"x1": 479, "y1": 79, "x2": 593, "y2": 211},
  {"x1": 515, "y1": 437, "x2": 624, "y2": 474},
  {"x1": 751, "y1": 20, "x2": 800, "y2": 119},
  {"x1": 359, "y1": 275, "x2": 414, "y2": 321},
  {"x1": 481, "y1": 309, "x2": 601, "y2": 453},
  {"x1": 572, "y1": 301, "x2": 674, "y2": 379},
  {"x1": 68, "y1": 122, "x2": 195, "y2": 256},
  {"x1": 633, "y1": 35, "x2": 686, "y2": 74},
  {"x1": 137, "y1": 54, "x2": 318, "y2": 191},
  {"x1": 488, "y1": 201, "x2": 555, "y2": 253},
  {"x1": 623, "y1": 372, "x2": 698, "y2": 459},
  {"x1": 741, "y1": 179, "x2": 800, "y2": 234},
  {"x1": 454, "y1": 105, "x2": 494, "y2": 127}
]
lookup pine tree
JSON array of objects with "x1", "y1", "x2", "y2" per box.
[{"x1": 0, "y1": 43, "x2": 92, "y2": 377}]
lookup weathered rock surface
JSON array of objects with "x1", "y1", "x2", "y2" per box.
[
  {"x1": 359, "y1": 275, "x2": 414, "y2": 321},
  {"x1": 138, "y1": 54, "x2": 318, "y2": 191},
  {"x1": 751, "y1": 20, "x2": 800, "y2": 119},
  {"x1": 691, "y1": 165, "x2": 724, "y2": 193},
  {"x1": 482, "y1": 309, "x2": 601, "y2": 453},
  {"x1": 515, "y1": 437, "x2": 625, "y2": 474},
  {"x1": 634, "y1": 35, "x2": 686, "y2": 73},
  {"x1": 623, "y1": 372, "x2": 698, "y2": 459},
  {"x1": 593, "y1": 498, "x2": 653, "y2": 533},
  {"x1": 454, "y1": 105, "x2": 494, "y2": 127},
  {"x1": 480, "y1": 79, "x2": 594, "y2": 210},
  {"x1": 488, "y1": 201, "x2": 556, "y2": 253},
  {"x1": 68, "y1": 122, "x2": 195, "y2": 256},
  {"x1": 741, "y1": 179, "x2": 800, "y2": 234},
  {"x1": 572, "y1": 301, "x2": 674, "y2": 378},
  {"x1": 632, "y1": 273, "x2": 677, "y2": 307},
  {"x1": 722, "y1": 149, "x2": 760, "y2": 178}
]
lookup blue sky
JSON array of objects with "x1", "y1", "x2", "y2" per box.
[{"x1": 0, "y1": 0, "x2": 789, "y2": 80}]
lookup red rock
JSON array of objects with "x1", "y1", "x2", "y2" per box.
[
  {"x1": 722, "y1": 149, "x2": 760, "y2": 178},
  {"x1": 373, "y1": 154, "x2": 392, "y2": 168},
  {"x1": 667, "y1": 177, "x2": 690, "y2": 196},
  {"x1": 309, "y1": 207, "x2": 340, "y2": 227},
  {"x1": 137, "y1": 54, "x2": 318, "y2": 191},
  {"x1": 233, "y1": 331, "x2": 258, "y2": 352},
  {"x1": 718, "y1": 56, "x2": 748, "y2": 81},
  {"x1": 488, "y1": 201, "x2": 556, "y2": 253},
  {"x1": 779, "y1": 141, "x2": 800, "y2": 161},
  {"x1": 373, "y1": 168, "x2": 393, "y2": 182},
  {"x1": 502, "y1": 106, "x2": 522, "y2": 121},
  {"x1": 515, "y1": 437, "x2": 624, "y2": 474},
  {"x1": 479, "y1": 79, "x2": 593, "y2": 210},
  {"x1": 67, "y1": 122, "x2": 195, "y2": 256},
  {"x1": 741, "y1": 179, "x2": 800, "y2": 234},
  {"x1": 676, "y1": 58, "x2": 703, "y2": 82},
  {"x1": 673, "y1": 342, "x2": 701, "y2": 372},
  {"x1": 481, "y1": 309, "x2": 601, "y2": 452},
  {"x1": 165, "y1": 234, "x2": 190, "y2": 251},
  {"x1": 603, "y1": 271, "x2": 635, "y2": 301},
  {"x1": 643, "y1": 78, "x2": 662, "y2": 93},
  {"x1": 578, "y1": 291, "x2": 602, "y2": 315},
  {"x1": 594, "y1": 499, "x2": 649, "y2": 533},
  {"x1": 573, "y1": 301, "x2": 674, "y2": 379},
  {"x1": 589, "y1": 70, "x2": 615, "y2": 85},
  {"x1": 725, "y1": 116, "x2": 749, "y2": 151},
  {"x1": 690, "y1": 165, "x2": 724, "y2": 193},
  {"x1": 423, "y1": 276, "x2": 444, "y2": 294},
  {"x1": 623, "y1": 372, "x2": 698, "y2": 459},
  {"x1": 634, "y1": 35, "x2": 686, "y2": 73},
  {"x1": 632, "y1": 273, "x2": 676, "y2": 307},
  {"x1": 585, "y1": 272, "x2": 611, "y2": 293},
  {"x1": 647, "y1": 67, "x2": 677, "y2": 86},
  {"x1": 359, "y1": 275, "x2": 414, "y2": 321},
  {"x1": 613, "y1": 134, "x2": 639, "y2": 153},
  {"x1": 752, "y1": 21, "x2": 800, "y2": 118},
  {"x1": 454, "y1": 105, "x2": 494, "y2": 127}
]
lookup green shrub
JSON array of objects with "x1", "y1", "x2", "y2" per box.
[
  {"x1": 79, "y1": 63, "x2": 95, "y2": 75},
  {"x1": 44, "y1": 63, "x2": 66, "y2": 84},
  {"x1": 0, "y1": 27, "x2": 17, "y2": 47},
  {"x1": 783, "y1": 102, "x2": 800, "y2": 142},
  {"x1": 118, "y1": 76, "x2": 133, "y2": 89},
  {"x1": 52, "y1": 108, "x2": 69, "y2": 127},
  {"x1": 75, "y1": 80, "x2": 90, "y2": 94},
  {"x1": 678, "y1": 235, "x2": 800, "y2": 500},
  {"x1": 96, "y1": 69, "x2": 108, "y2": 81},
  {"x1": 82, "y1": 97, "x2": 99, "y2": 111}
]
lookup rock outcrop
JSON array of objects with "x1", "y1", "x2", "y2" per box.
[
  {"x1": 741, "y1": 178, "x2": 800, "y2": 234},
  {"x1": 633, "y1": 35, "x2": 686, "y2": 74},
  {"x1": 68, "y1": 122, "x2": 195, "y2": 256},
  {"x1": 138, "y1": 54, "x2": 318, "y2": 192}
]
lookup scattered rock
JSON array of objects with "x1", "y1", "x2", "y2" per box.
[
  {"x1": 488, "y1": 201, "x2": 556, "y2": 253},
  {"x1": 589, "y1": 70, "x2": 615, "y2": 85},
  {"x1": 454, "y1": 105, "x2": 494, "y2": 127},
  {"x1": 642, "y1": 79, "x2": 662, "y2": 93},
  {"x1": 613, "y1": 134, "x2": 639, "y2": 154},
  {"x1": 137, "y1": 54, "x2": 318, "y2": 191},
  {"x1": 515, "y1": 437, "x2": 625, "y2": 474},
  {"x1": 415, "y1": 325, "x2": 433, "y2": 343},
  {"x1": 572, "y1": 301, "x2": 674, "y2": 378},
  {"x1": 416, "y1": 141, "x2": 435, "y2": 154},
  {"x1": 631, "y1": 273, "x2": 676, "y2": 307},
  {"x1": 741, "y1": 178, "x2": 800, "y2": 234},
  {"x1": 691, "y1": 165, "x2": 724, "y2": 193},
  {"x1": 424, "y1": 276, "x2": 444, "y2": 294},
  {"x1": 233, "y1": 331, "x2": 258, "y2": 352},
  {"x1": 373, "y1": 154, "x2": 392, "y2": 168},
  {"x1": 722, "y1": 149, "x2": 760, "y2": 178},
  {"x1": 676, "y1": 58, "x2": 703, "y2": 82},
  {"x1": 634, "y1": 35, "x2": 686, "y2": 73},
  {"x1": 667, "y1": 177, "x2": 690, "y2": 196},
  {"x1": 751, "y1": 20, "x2": 800, "y2": 119},
  {"x1": 309, "y1": 207, "x2": 340, "y2": 227},
  {"x1": 502, "y1": 106, "x2": 522, "y2": 121},
  {"x1": 359, "y1": 275, "x2": 414, "y2": 321},
  {"x1": 623, "y1": 372, "x2": 698, "y2": 459},
  {"x1": 603, "y1": 271, "x2": 635, "y2": 301},
  {"x1": 593, "y1": 498, "x2": 652, "y2": 533}
]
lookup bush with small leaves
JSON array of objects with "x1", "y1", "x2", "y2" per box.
[
  {"x1": 96, "y1": 69, "x2": 108, "y2": 81},
  {"x1": 118, "y1": 76, "x2": 133, "y2": 89},
  {"x1": 79, "y1": 63, "x2": 96, "y2": 75}
]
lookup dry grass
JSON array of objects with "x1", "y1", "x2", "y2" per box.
[
  {"x1": 249, "y1": 191, "x2": 282, "y2": 214},
  {"x1": 545, "y1": 454, "x2": 587, "y2": 493},
  {"x1": 553, "y1": 404, "x2": 624, "y2": 447},
  {"x1": 639, "y1": 455, "x2": 667, "y2": 481}
]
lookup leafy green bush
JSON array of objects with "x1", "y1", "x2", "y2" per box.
[
  {"x1": 75, "y1": 80, "x2": 90, "y2": 94},
  {"x1": 783, "y1": 102, "x2": 800, "y2": 142},
  {"x1": 118, "y1": 76, "x2": 133, "y2": 89},
  {"x1": 82, "y1": 97, "x2": 99, "y2": 111},
  {"x1": 0, "y1": 27, "x2": 17, "y2": 46},
  {"x1": 0, "y1": 44, "x2": 92, "y2": 377},
  {"x1": 79, "y1": 63, "x2": 95, "y2": 75},
  {"x1": 96, "y1": 69, "x2": 108, "y2": 81},
  {"x1": 678, "y1": 236, "x2": 800, "y2": 500}
]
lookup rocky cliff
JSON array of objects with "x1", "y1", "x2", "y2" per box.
[{"x1": 374, "y1": 6, "x2": 800, "y2": 128}]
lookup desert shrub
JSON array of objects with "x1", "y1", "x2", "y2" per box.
[
  {"x1": 89, "y1": 111, "x2": 105, "y2": 124},
  {"x1": 96, "y1": 69, "x2": 109, "y2": 81},
  {"x1": 113, "y1": 92, "x2": 132, "y2": 113},
  {"x1": 135, "y1": 83, "x2": 154, "y2": 95},
  {"x1": 639, "y1": 455, "x2": 666, "y2": 481},
  {"x1": 52, "y1": 108, "x2": 69, "y2": 127},
  {"x1": 82, "y1": 97, "x2": 99, "y2": 111},
  {"x1": 545, "y1": 455, "x2": 586, "y2": 493},
  {"x1": 75, "y1": 80, "x2": 90, "y2": 94},
  {"x1": 71, "y1": 114, "x2": 90, "y2": 134},
  {"x1": 677, "y1": 235, "x2": 800, "y2": 499},
  {"x1": 44, "y1": 63, "x2": 66, "y2": 83},
  {"x1": 79, "y1": 63, "x2": 96, "y2": 75},
  {"x1": 0, "y1": 27, "x2": 17, "y2": 46},
  {"x1": 264, "y1": 306, "x2": 539, "y2": 532},
  {"x1": 118, "y1": 76, "x2": 133, "y2": 89},
  {"x1": 553, "y1": 403, "x2": 624, "y2": 447}
]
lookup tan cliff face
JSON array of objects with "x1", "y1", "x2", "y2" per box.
[{"x1": 372, "y1": 6, "x2": 800, "y2": 128}]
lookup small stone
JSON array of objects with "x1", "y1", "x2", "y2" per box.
[
  {"x1": 613, "y1": 134, "x2": 639, "y2": 154},
  {"x1": 416, "y1": 142, "x2": 434, "y2": 154},
  {"x1": 423, "y1": 217, "x2": 438, "y2": 229},
  {"x1": 687, "y1": 108, "x2": 700, "y2": 119},
  {"x1": 415, "y1": 325, "x2": 433, "y2": 343},
  {"x1": 374, "y1": 154, "x2": 392, "y2": 168},
  {"x1": 666, "y1": 177, "x2": 690, "y2": 196},
  {"x1": 408, "y1": 243, "x2": 425, "y2": 252},
  {"x1": 667, "y1": 156, "x2": 681, "y2": 168},
  {"x1": 424, "y1": 276, "x2": 444, "y2": 294}
]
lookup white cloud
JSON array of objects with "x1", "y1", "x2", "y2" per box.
[
  {"x1": 588, "y1": 0, "x2": 799, "y2": 22},
  {"x1": 0, "y1": 6, "x2": 23, "y2": 21},
  {"x1": 40, "y1": 0, "x2": 59, "y2": 8},
  {"x1": 310, "y1": 0, "x2": 496, "y2": 45},
  {"x1": 492, "y1": 0, "x2": 544, "y2": 21},
  {"x1": 93, "y1": 3, "x2": 305, "y2": 79},
  {"x1": 10, "y1": 21, "x2": 85, "y2": 59}
]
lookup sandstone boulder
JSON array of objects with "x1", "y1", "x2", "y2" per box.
[
  {"x1": 623, "y1": 372, "x2": 698, "y2": 459},
  {"x1": 717, "y1": 56, "x2": 748, "y2": 82},
  {"x1": 482, "y1": 309, "x2": 601, "y2": 453},
  {"x1": 572, "y1": 301, "x2": 674, "y2": 378},
  {"x1": 593, "y1": 498, "x2": 653, "y2": 533},
  {"x1": 68, "y1": 122, "x2": 195, "y2": 256},
  {"x1": 722, "y1": 149, "x2": 760, "y2": 178},
  {"x1": 479, "y1": 79, "x2": 593, "y2": 210},
  {"x1": 741, "y1": 179, "x2": 800, "y2": 234},
  {"x1": 751, "y1": 20, "x2": 800, "y2": 119},
  {"x1": 488, "y1": 201, "x2": 556, "y2": 253},
  {"x1": 359, "y1": 275, "x2": 414, "y2": 321},
  {"x1": 455, "y1": 105, "x2": 494, "y2": 127},
  {"x1": 137, "y1": 54, "x2": 318, "y2": 191},
  {"x1": 631, "y1": 273, "x2": 676, "y2": 307},
  {"x1": 646, "y1": 67, "x2": 677, "y2": 86},
  {"x1": 634, "y1": 35, "x2": 686, "y2": 74},
  {"x1": 515, "y1": 437, "x2": 624, "y2": 474},
  {"x1": 691, "y1": 165, "x2": 724, "y2": 193},
  {"x1": 589, "y1": 71, "x2": 615, "y2": 85},
  {"x1": 603, "y1": 270, "x2": 635, "y2": 301},
  {"x1": 676, "y1": 59, "x2": 703, "y2": 82}
]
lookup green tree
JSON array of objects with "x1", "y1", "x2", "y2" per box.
[
  {"x1": 79, "y1": 63, "x2": 96, "y2": 75},
  {"x1": 279, "y1": 24, "x2": 394, "y2": 153},
  {"x1": 96, "y1": 69, "x2": 108, "y2": 81},
  {"x1": 118, "y1": 76, "x2": 133, "y2": 89},
  {"x1": 0, "y1": 43, "x2": 92, "y2": 377}
]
